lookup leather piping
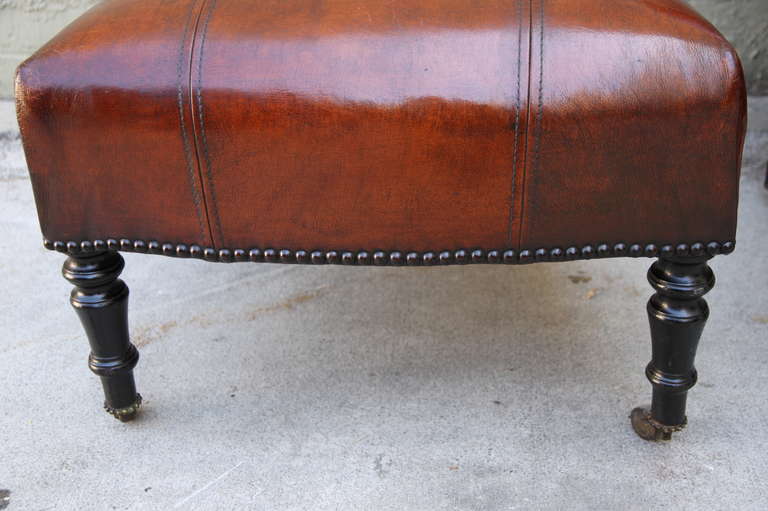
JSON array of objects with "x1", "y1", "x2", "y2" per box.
[
  {"x1": 186, "y1": 0, "x2": 222, "y2": 247},
  {"x1": 191, "y1": 0, "x2": 225, "y2": 249},
  {"x1": 505, "y1": 0, "x2": 525, "y2": 246},
  {"x1": 176, "y1": 0, "x2": 210, "y2": 245},
  {"x1": 518, "y1": 0, "x2": 544, "y2": 250}
]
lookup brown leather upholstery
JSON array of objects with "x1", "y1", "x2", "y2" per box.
[{"x1": 16, "y1": 0, "x2": 747, "y2": 262}]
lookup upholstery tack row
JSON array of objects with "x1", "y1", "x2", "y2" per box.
[{"x1": 44, "y1": 239, "x2": 735, "y2": 265}]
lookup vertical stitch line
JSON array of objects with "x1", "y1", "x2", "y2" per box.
[
  {"x1": 518, "y1": 0, "x2": 544, "y2": 250},
  {"x1": 534, "y1": 0, "x2": 544, "y2": 180},
  {"x1": 177, "y1": 0, "x2": 207, "y2": 241},
  {"x1": 506, "y1": 0, "x2": 524, "y2": 246},
  {"x1": 196, "y1": 0, "x2": 224, "y2": 245}
]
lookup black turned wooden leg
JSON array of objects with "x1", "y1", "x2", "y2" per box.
[
  {"x1": 631, "y1": 255, "x2": 715, "y2": 441},
  {"x1": 62, "y1": 251, "x2": 141, "y2": 422}
]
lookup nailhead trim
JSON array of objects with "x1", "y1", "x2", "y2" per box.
[{"x1": 43, "y1": 238, "x2": 735, "y2": 265}]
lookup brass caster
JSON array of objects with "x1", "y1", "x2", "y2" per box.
[
  {"x1": 105, "y1": 393, "x2": 142, "y2": 422},
  {"x1": 631, "y1": 406, "x2": 686, "y2": 441}
]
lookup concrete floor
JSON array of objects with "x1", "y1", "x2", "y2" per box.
[{"x1": 1, "y1": 98, "x2": 767, "y2": 511}]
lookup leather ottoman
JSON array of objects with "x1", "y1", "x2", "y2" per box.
[{"x1": 15, "y1": 0, "x2": 746, "y2": 441}]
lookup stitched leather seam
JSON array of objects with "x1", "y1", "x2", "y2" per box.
[
  {"x1": 505, "y1": 0, "x2": 524, "y2": 246},
  {"x1": 192, "y1": 0, "x2": 225, "y2": 249},
  {"x1": 176, "y1": 0, "x2": 209, "y2": 243},
  {"x1": 517, "y1": 0, "x2": 544, "y2": 250}
]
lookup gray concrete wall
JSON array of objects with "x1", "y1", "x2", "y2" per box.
[
  {"x1": 689, "y1": 0, "x2": 768, "y2": 95},
  {"x1": 1, "y1": 0, "x2": 99, "y2": 98},
  {"x1": 1, "y1": 0, "x2": 766, "y2": 98}
]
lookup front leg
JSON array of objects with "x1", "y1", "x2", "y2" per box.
[
  {"x1": 631, "y1": 254, "x2": 715, "y2": 441},
  {"x1": 63, "y1": 251, "x2": 141, "y2": 421}
]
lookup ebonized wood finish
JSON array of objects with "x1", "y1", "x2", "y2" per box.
[
  {"x1": 62, "y1": 251, "x2": 141, "y2": 422},
  {"x1": 631, "y1": 255, "x2": 715, "y2": 441},
  {"x1": 57, "y1": 242, "x2": 726, "y2": 441}
]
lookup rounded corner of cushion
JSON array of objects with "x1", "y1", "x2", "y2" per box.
[
  {"x1": 721, "y1": 43, "x2": 749, "y2": 128},
  {"x1": 13, "y1": 56, "x2": 44, "y2": 113},
  {"x1": 14, "y1": 57, "x2": 33, "y2": 92}
]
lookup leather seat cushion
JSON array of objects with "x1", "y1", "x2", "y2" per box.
[{"x1": 16, "y1": 0, "x2": 746, "y2": 256}]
